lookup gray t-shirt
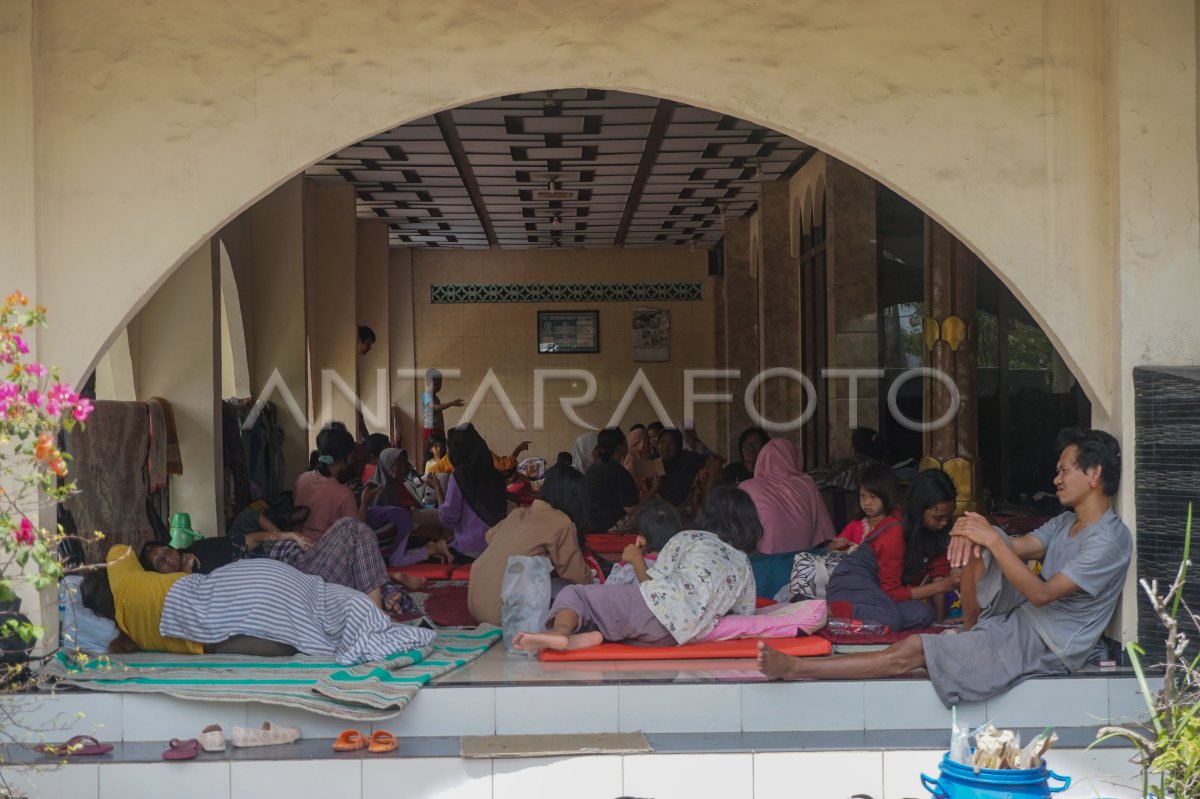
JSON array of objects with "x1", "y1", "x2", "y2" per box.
[{"x1": 1020, "y1": 508, "x2": 1132, "y2": 670}]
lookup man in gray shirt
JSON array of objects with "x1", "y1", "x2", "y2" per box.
[{"x1": 758, "y1": 428, "x2": 1132, "y2": 707}]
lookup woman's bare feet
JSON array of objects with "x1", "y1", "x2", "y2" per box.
[
  {"x1": 512, "y1": 631, "x2": 570, "y2": 652},
  {"x1": 395, "y1": 572, "x2": 425, "y2": 591},
  {"x1": 512, "y1": 630, "x2": 603, "y2": 652},
  {"x1": 757, "y1": 641, "x2": 804, "y2": 680}
]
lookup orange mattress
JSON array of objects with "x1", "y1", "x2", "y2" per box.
[
  {"x1": 450, "y1": 564, "x2": 473, "y2": 580},
  {"x1": 537, "y1": 635, "x2": 832, "y2": 662}
]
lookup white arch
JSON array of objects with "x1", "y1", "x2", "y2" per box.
[
  {"x1": 31, "y1": 1, "x2": 1114, "y2": 416},
  {"x1": 218, "y1": 242, "x2": 251, "y2": 398}
]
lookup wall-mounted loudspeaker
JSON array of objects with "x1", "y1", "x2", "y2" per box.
[{"x1": 707, "y1": 244, "x2": 724, "y2": 277}]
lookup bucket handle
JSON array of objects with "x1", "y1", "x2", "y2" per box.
[
  {"x1": 1046, "y1": 769, "x2": 1072, "y2": 793},
  {"x1": 919, "y1": 772, "x2": 947, "y2": 799}
]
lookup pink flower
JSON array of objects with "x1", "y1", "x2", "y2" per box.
[
  {"x1": 26, "y1": 390, "x2": 41, "y2": 408},
  {"x1": 25, "y1": 362, "x2": 46, "y2": 378},
  {"x1": 44, "y1": 400, "x2": 59, "y2": 416},
  {"x1": 13, "y1": 518, "x2": 35, "y2": 546},
  {"x1": 0, "y1": 382, "x2": 17, "y2": 401},
  {"x1": 72, "y1": 397, "x2": 93, "y2": 422},
  {"x1": 12, "y1": 336, "x2": 28, "y2": 355},
  {"x1": 47, "y1": 383, "x2": 73, "y2": 404}
]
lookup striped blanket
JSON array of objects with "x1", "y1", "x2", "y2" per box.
[{"x1": 40, "y1": 626, "x2": 500, "y2": 721}]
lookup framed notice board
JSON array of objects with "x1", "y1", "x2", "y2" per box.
[{"x1": 538, "y1": 310, "x2": 600, "y2": 354}]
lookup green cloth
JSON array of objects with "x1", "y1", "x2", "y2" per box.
[{"x1": 41, "y1": 625, "x2": 500, "y2": 721}]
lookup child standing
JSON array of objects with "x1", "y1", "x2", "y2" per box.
[{"x1": 422, "y1": 368, "x2": 463, "y2": 452}]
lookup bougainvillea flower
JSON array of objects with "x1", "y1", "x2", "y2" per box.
[
  {"x1": 35, "y1": 433, "x2": 54, "y2": 462},
  {"x1": 6, "y1": 291, "x2": 28, "y2": 306},
  {"x1": 49, "y1": 457, "x2": 67, "y2": 477},
  {"x1": 14, "y1": 517, "x2": 35, "y2": 545},
  {"x1": 72, "y1": 397, "x2": 93, "y2": 422},
  {"x1": 25, "y1": 362, "x2": 46, "y2": 378}
]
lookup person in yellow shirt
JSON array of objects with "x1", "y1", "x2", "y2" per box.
[{"x1": 103, "y1": 544, "x2": 204, "y2": 654}]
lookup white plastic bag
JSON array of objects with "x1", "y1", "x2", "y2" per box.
[{"x1": 500, "y1": 555, "x2": 553, "y2": 656}]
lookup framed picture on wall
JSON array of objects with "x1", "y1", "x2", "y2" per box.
[
  {"x1": 537, "y1": 310, "x2": 600, "y2": 353},
  {"x1": 632, "y1": 308, "x2": 670, "y2": 362}
]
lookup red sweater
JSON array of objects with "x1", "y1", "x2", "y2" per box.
[{"x1": 865, "y1": 513, "x2": 950, "y2": 602}]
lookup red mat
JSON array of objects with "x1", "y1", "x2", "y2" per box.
[
  {"x1": 450, "y1": 564, "x2": 473, "y2": 580},
  {"x1": 538, "y1": 635, "x2": 831, "y2": 662},
  {"x1": 584, "y1": 533, "x2": 639, "y2": 554},
  {"x1": 423, "y1": 584, "x2": 478, "y2": 627}
]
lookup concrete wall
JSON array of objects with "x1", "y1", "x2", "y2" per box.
[
  {"x1": 356, "y1": 220, "x2": 391, "y2": 435},
  {"x1": 411, "y1": 248, "x2": 714, "y2": 459}
]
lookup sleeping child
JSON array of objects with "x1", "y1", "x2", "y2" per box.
[
  {"x1": 604, "y1": 500, "x2": 682, "y2": 586},
  {"x1": 514, "y1": 486, "x2": 759, "y2": 651}
]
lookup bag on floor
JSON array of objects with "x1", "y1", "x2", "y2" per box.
[
  {"x1": 787, "y1": 550, "x2": 849, "y2": 601},
  {"x1": 500, "y1": 555, "x2": 553, "y2": 656}
]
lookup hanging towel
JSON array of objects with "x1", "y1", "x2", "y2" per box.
[
  {"x1": 145, "y1": 398, "x2": 169, "y2": 492},
  {"x1": 149, "y1": 395, "x2": 183, "y2": 475}
]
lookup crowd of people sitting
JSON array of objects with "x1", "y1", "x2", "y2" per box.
[{"x1": 76, "y1": 393, "x2": 1130, "y2": 704}]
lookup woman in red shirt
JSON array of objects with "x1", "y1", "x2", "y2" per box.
[{"x1": 825, "y1": 467, "x2": 961, "y2": 630}]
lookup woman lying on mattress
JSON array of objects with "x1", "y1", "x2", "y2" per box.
[
  {"x1": 513, "y1": 485, "x2": 760, "y2": 652},
  {"x1": 81, "y1": 544, "x2": 435, "y2": 665},
  {"x1": 138, "y1": 515, "x2": 440, "y2": 615}
]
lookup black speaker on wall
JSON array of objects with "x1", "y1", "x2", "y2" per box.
[{"x1": 707, "y1": 243, "x2": 724, "y2": 277}]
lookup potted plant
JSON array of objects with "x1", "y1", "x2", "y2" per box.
[{"x1": 1095, "y1": 504, "x2": 1200, "y2": 798}]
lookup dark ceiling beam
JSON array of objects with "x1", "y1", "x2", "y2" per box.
[
  {"x1": 614, "y1": 99, "x2": 676, "y2": 247},
  {"x1": 435, "y1": 111, "x2": 499, "y2": 247}
]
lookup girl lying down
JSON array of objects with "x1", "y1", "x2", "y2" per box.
[
  {"x1": 82, "y1": 544, "x2": 434, "y2": 666},
  {"x1": 514, "y1": 486, "x2": 761, "y2": 652}
]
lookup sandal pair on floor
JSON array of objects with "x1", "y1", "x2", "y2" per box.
[
  {"x1": 164, "y1": 721, "x2": 301, "y2": 760},
  {"x1": 332, "y1": 730, "x2": 398, "y2": 753}
]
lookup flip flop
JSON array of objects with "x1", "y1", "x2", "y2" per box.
[
  {"x1": 162, "y1": 738, "x2": 200, "y2": 761},
  {"x1": 367, "y1": 730, "x2": 398, "y2": 754},
  {"x1": 332, "y1": 730, "x2": 367, "y2": 752},
  {"x1": 34, "y1": 735, "x2": 113, "y2": 757}
]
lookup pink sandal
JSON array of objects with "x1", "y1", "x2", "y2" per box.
[
  {"x1": 162, "y1": 738, "x2": 200, "y2": 761},
  {"x1": 34, "y1": 735, "x2": 113, "y2": 757}
]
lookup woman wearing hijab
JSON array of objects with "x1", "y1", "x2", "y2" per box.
[
  {"x1": 571, "y1": 431, "x2": 600, "y2": 474},
  {"x1": 622, "y1": 425, "x2": 664, "y2": 500},
  {"x1": 657, "y1": 428, "x2": 721, "y2": 525},
  {"x1": 369, "y1": 448, "x2": 453, "y2": 569},
  {"x1": 438, "y1": 425, "x2": 510, "y2": 559},
  {"x1": 738, "y1": 438, "x2": 835, "y2": 554}
]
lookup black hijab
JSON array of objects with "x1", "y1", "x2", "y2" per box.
[{"x1": 447, "y1": 424, "x2": 508, "y2": 526}]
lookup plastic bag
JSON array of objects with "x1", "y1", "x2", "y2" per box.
[{"x1": 500, "y1": 555, "x2": 553, "y2": 656}]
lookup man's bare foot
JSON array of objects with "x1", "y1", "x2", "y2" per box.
[
  {"x1": 757, "y1": 641, "x2": 804, "y2": 680},
  {"x1": 512, "y1": 631, "x2": 570, "y2": 652},
  {"x1": 565, "y1": 631, "x2": 603, "y2": 650},
  {"x1": 395, "y1": 573, "x2": 425, "y2": 591}
]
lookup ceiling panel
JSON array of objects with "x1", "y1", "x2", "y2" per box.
[{"x1": 309, "y1": 89, "x2": 811, "y2": 249}]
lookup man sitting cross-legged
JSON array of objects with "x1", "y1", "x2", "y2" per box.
[{"x1": 758, "y1": 427, "x2": 1132, "y2": 707}]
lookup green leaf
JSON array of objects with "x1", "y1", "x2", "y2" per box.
[
  {"x1": 1173, "y1": 503, "x2": 1193, "y2": 619},
  {"x1": 1127, "y1": 642, "x2": 1164, "y2": 736}
]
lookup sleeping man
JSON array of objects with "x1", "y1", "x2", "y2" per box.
[{"x1": 758, "y1": 427, "x2": 1132, "y2": 707}]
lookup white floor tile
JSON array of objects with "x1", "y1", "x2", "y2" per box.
[
  {"x1": 1041, "y1": 748, "x2": 1143, "y2": 798},
  {"x1": 231, "y1": 759, "x2": 359, "y2": 799},
  {"x1": 381, "y1": 686, "x2": 495, "y2": 737},
  {"x1": 881, "y1": 749, "x2": 944, "y2": 799},
  {"x1": 493, "y1": 755, "x2": 622, "y2": 799},
  {"x1": 6, "y1": 763, "x2": 98, "y2": 799},
  {"x1": 742, "y1": 681, "x2": 865, "y2": 731},
  {"x1": 864, "y1": 680, "x2": 986, "y2": 730},
  {"x1": 120, "y1": 694, "x2": 248, "y2": 742},
  {"x1": 618, "y1": 683, "x2": 741, "y2": 732},
  {"x1": 1108, "y1": 676, "x2": 1153, "y2": 725},
  {"x1": 985, "y1": 677, "x2": 1109, "y2": 728},
  {"x1": 99, "y1": 762, "x2": 230, "y2": 799},
  {"x1": 363, "y1": 757, "x2": 492, "y2": 799},
  {"x1": 5, "y1": 692, "x2": 124, "y2": 743},
  {"x1": 495, "y1": 685, "x2": 619, "y2": 734},
  {"x1": 241, "y1": 702, "x2": 350, "y2": 740},
  {"x1": 623, "y1": 752, "x2": 752, "y2": 799},
  {"x1": 756, "y1": 751, "x2": 882, "y2": 799}
]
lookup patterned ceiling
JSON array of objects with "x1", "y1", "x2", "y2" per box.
[{"x1": 306, "y1": 89, "x2": 813, "y2": 249}]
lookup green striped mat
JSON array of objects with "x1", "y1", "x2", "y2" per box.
[{"x1": 39, "y1": 626, "x2": 501, "y2": 721}]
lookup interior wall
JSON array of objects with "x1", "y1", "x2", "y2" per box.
[
  {"x1": 131, "y1": 242, "x2": 222, "y2": 537},
  {"x1": 303, "y1": 180, "x2": 358, "y2": 445},
  {"x1": 247, "y1": 177, "x2": 310, "y2": 489},
  {"x1": 411, "y1": 248, "x2": 715, "y2": 460},
  {"x1": 388, "y1": 248, "x2": 420, "y2": 452},
  {"x1": 355, "y1": 220, "x2": 391, "y2": 435}
]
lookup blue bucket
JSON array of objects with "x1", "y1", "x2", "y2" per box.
[{"x1": 920, "y1": 752, "x2": 1071, "y2": 799}]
